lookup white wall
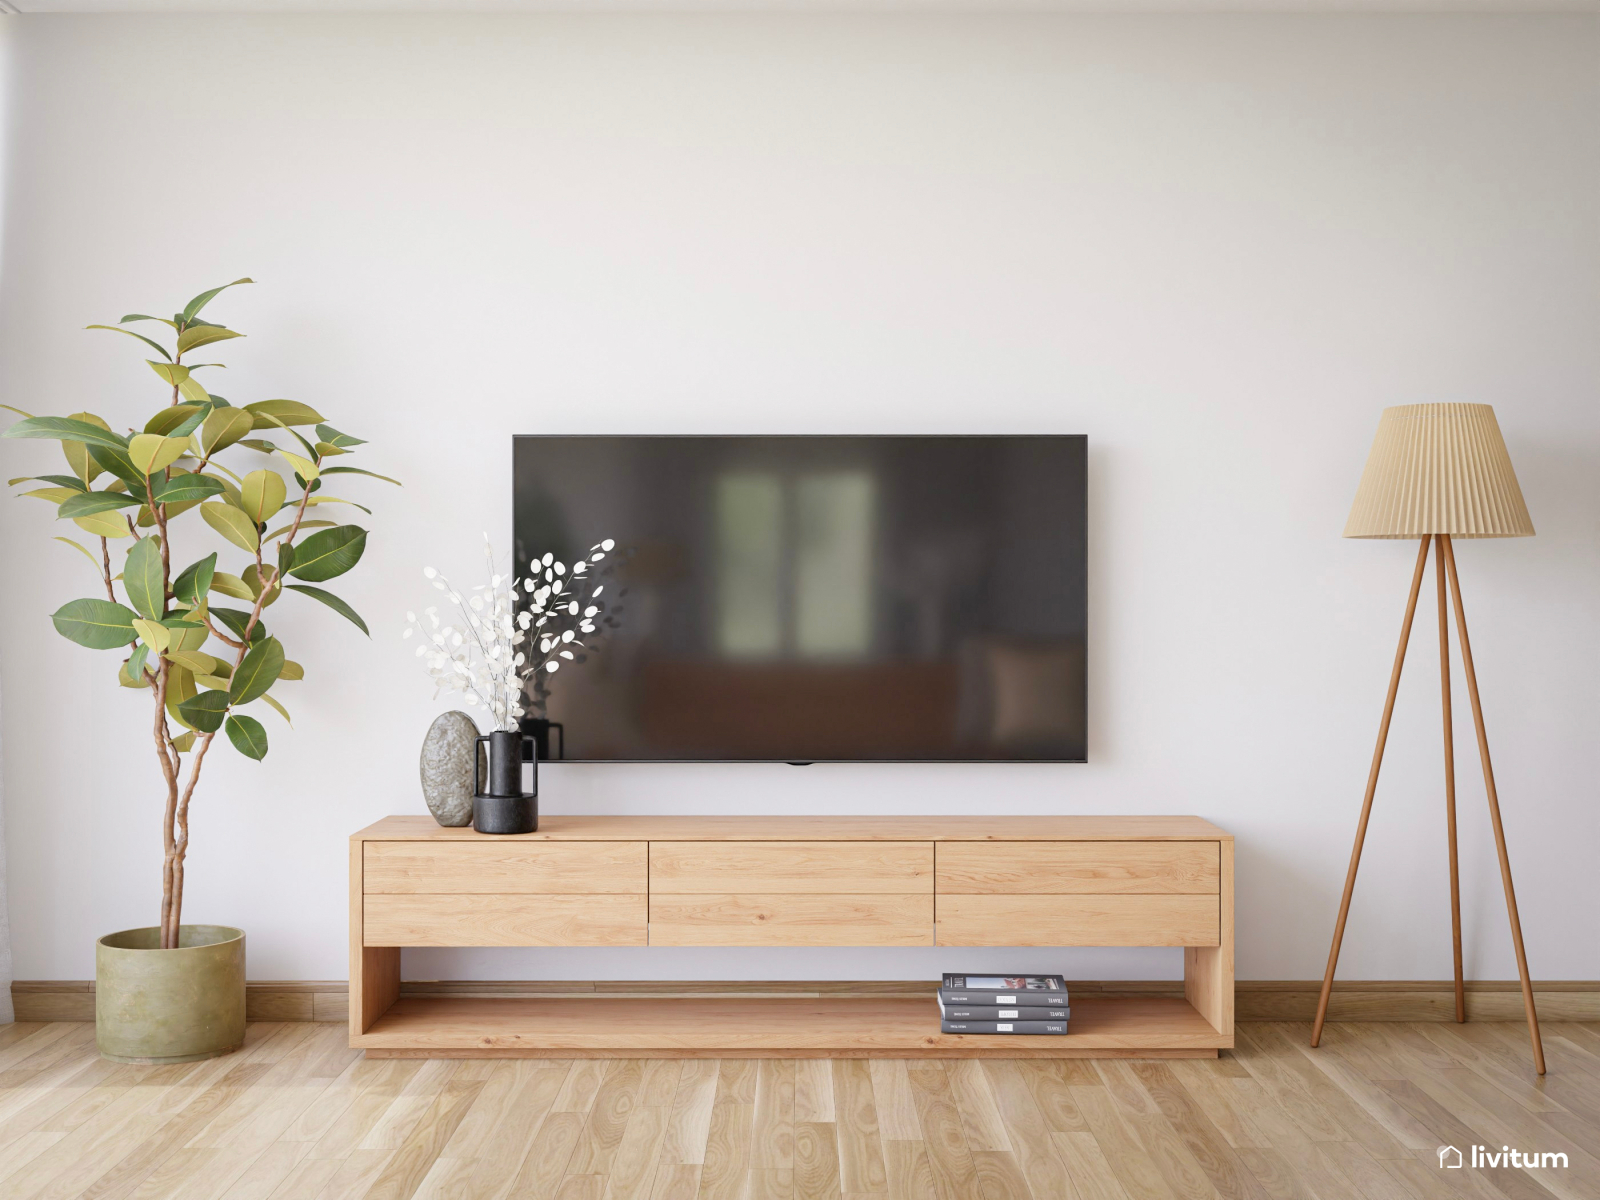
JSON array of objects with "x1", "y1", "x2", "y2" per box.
[{"x1": 1, "y1": 13, "x2": 1595, "y2": 985}]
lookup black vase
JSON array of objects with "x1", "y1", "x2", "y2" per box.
[{"x1": 472, "y1": 729, "x2": 538, "y2": 834}]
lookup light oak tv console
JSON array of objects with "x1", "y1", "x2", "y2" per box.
[{"x1": 349, "y1": 815, "x2": 1233, "y2": 1059}]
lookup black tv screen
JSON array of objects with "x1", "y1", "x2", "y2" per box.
[{"x1": 514, "y1": 435, "x2": 1086, "y2": 761}]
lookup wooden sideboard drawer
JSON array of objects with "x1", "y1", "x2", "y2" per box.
[
  {"x1": 649, "y1": 894, "x2": 934, "y2": 946},
  {"x1": 937, "y1": 842, "x2": 1219, "y2": 895},
  {"x1": 649, "y1": 841, "x2": 933, "y2": 894},
  {"x1": 364, "y1": 893, "x2": 647, "y2": 947},
  {"x1": 363, "y1": 841, "x2": 646, "y2": 894},
  {"x1": 936, "y1": 894, "x2": 1218, "y2": 947}
]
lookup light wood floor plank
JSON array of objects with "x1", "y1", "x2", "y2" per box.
[
  {"x1": 505, "y1": 1107, "x2": 586, "y2": 1199},
  {"x1": 0, "y1": 1020, "x2": 1591, "y2": 1200},
  {"x1": 570, "y1": 1059, "x2": 647, "y2": 1175},
  {"x1": 793, "y1": 1121, "x2": 842, "y2": 1200},
  {"x1": 904, "y1": 1063, "x2": 981, "y2": 1200},
  {"x1": 832, "y1": 1059, "x2": 888, "y2": 1193},
  {"x1": 978, "y1": 1061, "x2": 1080, "y2": 1200},
  {"x1": 869, "y1": 1062, "x2": 922, "y2": 1143},
  {"x1": 660, "y1": 1060, "x2": 719, "y2": 1167},
  {"x1": 752, "y1": 1060, "x2": 796, "y2": 1170}
]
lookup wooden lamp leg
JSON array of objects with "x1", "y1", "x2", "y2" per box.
[
  {"x1": 1441, "y1": 535, "x2": 1545, "y2": 1074},
  {"x1": 1436, "y1": 536, "x2": 1466, "y2": 1023},
  {"x1": 1312, "y1": 535, "x2": 1433, "y2": 1047}
]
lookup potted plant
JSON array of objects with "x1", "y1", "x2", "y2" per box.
[{"x1": 3, "y1": 279, "x2": 396, "y2": 1062}]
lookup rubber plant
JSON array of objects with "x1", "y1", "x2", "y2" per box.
[{"x1": 2, "y1": 279, "x2": 398, "y2": 949}]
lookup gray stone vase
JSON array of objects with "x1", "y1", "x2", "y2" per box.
[{"x1": 419, "y1": 711, "x2": 481, "y2": 827}]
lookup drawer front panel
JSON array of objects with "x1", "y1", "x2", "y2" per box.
[
  {"x1": 937, "y1": 842, "x2": 1219, "y2": 895},
  {"x1": 649, "y1": 894, "x2": 934, "y2": 946},
  {"x1": 364, "y1": 894, "x2": 647, "y2": 947},
  {"x1": 649, "y1": 842, "x2": 933, "y2": 894},
  {"x1": 364, "y1": 842, "x2": 646, "y2": 894},
  {"x1": 935, "y1": 895, "x2": 1218, "y2": 947}
]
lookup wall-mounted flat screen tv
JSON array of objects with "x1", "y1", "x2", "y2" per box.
[{"x1": 513, "y1": 435, "x2": 1086, "y2": 761}]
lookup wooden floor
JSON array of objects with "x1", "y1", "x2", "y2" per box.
[{"x1": 0, "y1": 1020, "x2": 1596, "y2": 1200}]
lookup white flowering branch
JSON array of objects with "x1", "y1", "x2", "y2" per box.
[{"x1": 404, "y1": 535, "x2": 616, "y2": 730}]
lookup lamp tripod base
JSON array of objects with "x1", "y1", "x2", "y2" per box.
[{"x1": 1310, "y1": 534, "x2": 1544, "y2": 1074}]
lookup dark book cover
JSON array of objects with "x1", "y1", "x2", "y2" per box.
[
  {"x1": 937, "y1": 974, "x2": 1068, "y2": 1004},
  {"x1": 939, "y1": 1003, "x2": 1070, "y2": 1021},
  {"x1": 940, "y1": 1019, "x2": 1069, "y2": 1035}
]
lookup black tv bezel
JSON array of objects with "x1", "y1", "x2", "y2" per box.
[{"x1": 513, "y1": 433, "x2": 1088, "y2": 765}]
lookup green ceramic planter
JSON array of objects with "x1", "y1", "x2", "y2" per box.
[{"x1": 95, "y1": 925, "x2": 246, "y2": 1064}]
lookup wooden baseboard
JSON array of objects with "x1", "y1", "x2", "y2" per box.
[{"x1": 12, "y1": 978, "x2": 1598, "y2": 1024}]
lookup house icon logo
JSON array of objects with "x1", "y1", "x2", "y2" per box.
[{"x1": 1438, "y1": 1146, "x2": 1463, "y2": 1169}]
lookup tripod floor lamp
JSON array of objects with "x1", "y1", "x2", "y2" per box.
[{"x1": 1311, "y1": 402, "x2": 1544, "y2": 1074}]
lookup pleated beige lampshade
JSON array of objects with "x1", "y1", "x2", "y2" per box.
[{"x1": 1344, "y1": 403, "x2": 1534, "y2": 539}]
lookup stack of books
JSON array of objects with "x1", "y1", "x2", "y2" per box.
[{"x1": 937, "y1": 973, "x2": 1070, "y2": 1035}]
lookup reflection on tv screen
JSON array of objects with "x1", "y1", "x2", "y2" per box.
[{"x1": 513, "y1": 436, "x2": 1086, "y2": 761}]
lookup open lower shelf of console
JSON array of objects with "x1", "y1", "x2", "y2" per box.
[{"x1": 354, "y1": 994, "x2": 1226, "y2": 1059}]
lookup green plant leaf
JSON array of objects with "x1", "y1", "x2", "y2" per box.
[
  {"x1": 237, "y1": 439, "x2": 278, "y2": 454},
  {"x1": 150, "y1": 472, "x2": 224, "y2": 506},
  {"x1": 57, "y1": 491, "x2": 143, "y2": 519},
  {"x1": 314, "y1": 424, "x2": 366, "y2": 448},
  {"x1": 167, "y1": 649, "x2": 217, "y2": 675},
  {"x1": 124, "y1": 536, "x2": 165, "y2": 620},
  {"x1": 178, "y1": 375, "x2": 213, "y2": 406},
  {"x1": 200, "y1": 501, "x2": 259, "y2": 550},
  {"x1": 245, "y1": 399, "x2": 324, "y2": 428},
  {"x1": 257, "y1": 694, "x2": 291, "y2": 726},
  {"x1": 120, "y1": 314, "x2": 179, "y2": 328},
  {"x1": 21, "y1": 487, "x2": 82, "y2": 504},
  {"x1": 2, "y1": 415, "x2": 128, "y2": 450},
  {"x1": 209, "y1": 571, "x2": 255, "y2": 601},
  {"x1": 284, "y1": 583, "x2": 369, "y2": 635},
  {"x1": 10, "y1": 473, "x2": 88, "y2": 491},
  {"x1": 177, "y1": 689, "x2": 230, "y2": 734},
  {"x1": 170, "y1": 731, "x2": 196, "y2": 753},
  {"x1": 60, "y1": 411, "x2": 110, "y2": 485},
  {"x1": 225, "y1": 713, "x2": 269, "y2": 759},
  {"x1": 315, "y1": 466, "x2": 402, "y2": 486},
  {"x1": 86, "y1": 323, "x2": 172, "y2": 360},
  {"x1": 132, "y1": 617, "x2": 170, "y2": 652},
  {"x1": 118, "y1": 643, "x2": 152, "y2": 688},
  {"x1": 128, "y1": 434, "x2": 189, "y2": 476},
  {"x1": 73, "y1": 510, "x2": 132, "y2": 539},
  {"x1": 87, "y1": 444, "x2": 152, "y2": 497},
  {"x1": 200, "y1": 407, "x2": 255, "y2": 456},
  {"x1": 312, "y1": 442, "x2": 348, "y2": 457},
  {"x1": 54, "y1": 536, "x2": 103, "y2": 571},
  {"x1": 172, "y1": 552, "x2": 217, "y2": 607},
  {"x1": 51, "y1": 598, "x2": 137, "y2": 649},
  {"x1": 160, "y1": 619, "x2": 209, "y2": 652},
  {"x1": 165, "y1": 663, "x2": 197, "y2": 728},
  {"x1": 177, "y1": 325, "x2": 243, "y2": 354},
  {"x1": 240, "y1": 469, "x2": 287, "y2": 523},
  {"x1": 144, "y1": 405, "x2": 207, "y2": 437},
  {"x1": 230, "y1": 635, "x2": 283, "y2": 705},
  {"x1": 287, "y1": 524, "x2": 365, "y2": 582},
  {"x1": 303, "y1": 495, "x2": 370, "y2": 514},
  {"x1": 213, "y1": 607, "x2": 266, "y2": 643},
  {"x1": 242, "y1": 563, "x2": 281, "y2": 607},
  {"x1": 276, "y1": 449, "x2": 319, "y2": 481},
  {"x1": 264, "y1": 518, "x2": 334, "y2": 542},
  {"x1": 147, "y1": 360, "x2": 192, "y2": 388},
  {"x1": 278, "y1": 659, "x2": 304, "y2": 681},
  {"x1": 205, "y1": 470, "x2": 244, "y2": 505},
  {"x1": 181, "y1": 278, "x2": 253, "y2": 324}
]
